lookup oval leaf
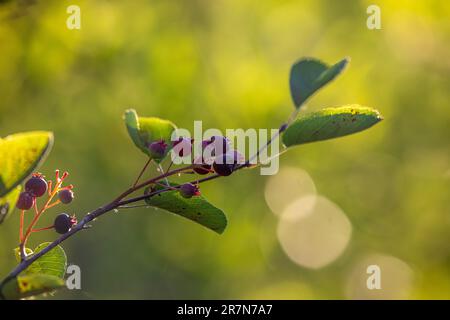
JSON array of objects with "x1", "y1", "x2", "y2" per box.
[
  {"x1": 0, "y1": 186, "x2": 21, "y2": 225},
  {"x1": 29, "y1": 243, "x2": 67, "y2": 278},
  {"x1": 0, "y1": 131, "x2": 53, "y2": 197},
  {"x1": 14, "y1": 243, "x2": 67, "y2": 278},
  {"x1": 145, "y1": 184, "x2": 227, "y2": 234},
  {"x1": 290, "y1": 57, "x2": 349, "y2": 108},
  {"x1": 124, "y1": 109, "x2": 177, "y2": 161},
  {"x1": 282, "y1": 105, "x2": 383, "y2": 147},
  {"x1": 1, "y1": 274, "x2": 65, "y2": 300}
]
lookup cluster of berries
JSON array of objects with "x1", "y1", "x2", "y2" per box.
[
  {"x1": 148, "y1": 136, "x2": 244, "y2": 199},
  {"x1": 149, "y1": 135, "x2": 244, "y2": 176},
  {"x1": 16, "y1": 173, "x2": 77, "y2": 235}
]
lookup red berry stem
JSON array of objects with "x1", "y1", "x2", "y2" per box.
[
  {"x1": 31, "y1": 225, "x2": 54, "y2": 232},
  {"x1": 19, "y1": 171, "x2": 66, "y2": 260},
  {"x1": 19, "y1": 210, "x2": 24, "y2": 243},
  {"x1": 45, "y1": 200, "x2": 61, "y2": 210}
]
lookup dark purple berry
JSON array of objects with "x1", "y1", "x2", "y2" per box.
[
  {"x1": 179, "y1": 183, "x2": 200, "y2": 199},
  {"x1": 204, "y1": 136, "x2": 230, "y2": 157},
  {"x1": 193, "y1": 164, "x2": 211, "y2": 175},
  {"x1": 193, "y1": 155, "x2": 212, "y2": 175},
  {"x1": 148, "y1": 140, "x2": 167, "y2": 159},
  {"x1": 25, "y1": 175, "x2": 48, "y2": 197},
  {"x1": 201, "y1": 139, "x2": 212, "y2": 150},
  {"x1": 54, "y1": 213, "x2": 76, "y2": 234},
  {"x1": 212, "y1": 151, "x2": 244, "y2": 176},
  {"x1": 58, "y1": 189, "x2": 74, "y2": 204},
  {"x1": 16, "y1": 192, "x2": 35, "y2": 210},
  {"x1": 213, "y1": 162, "x2": 233, "y2": 176},
  {"x1": 172, "y1": 137, "x2": 192, "y2": 157}
]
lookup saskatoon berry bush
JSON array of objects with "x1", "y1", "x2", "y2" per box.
[{"x1": 0, "y1": 57, "x2": 382, "y2": 299}]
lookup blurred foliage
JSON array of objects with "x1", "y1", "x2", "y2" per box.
[{"x1": 0, "y1": 0, "x2": 449, "y2": 299}]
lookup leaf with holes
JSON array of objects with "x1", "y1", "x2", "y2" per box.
[
  {"x1": 0, "y1": 186, "x2": 21, "y2": 225},
  {"x1": 290, "y1": 57, "x2": 349, "y2": 108},
  {"x1": 124, "y1": 109, "x2": 177, "y2": 161},
  {"x1": 282, "y1": 105, "x2": 383, "y2": 147},
  {"x1": 145, "y1": 184, "x2": 227, "y2": 234},
  {"x1": 1, "y1": 273, "x2": 65, "y2": 300},
  {"x1": 0, "y1": 131, "x2": 53, "y2": 197}
]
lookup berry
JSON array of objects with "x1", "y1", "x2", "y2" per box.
[
  {"x1": 193, "y1": 164, "x2": 211, "y2": 175},
  {"x1": 212, "y1": 151, "x2": 244, "y2": 177},
  {"x1": 16, "y1": 192, "x2": 35, "y2": 210},
  {"x1": 25, "y1": 174, "x2": 48, "y2": 197},
  {"x1": 148, "y1": 140, "x2": 167, "y2": 159},
  {"x1": 54, "y1": 213, "x2": 77, "y2": 234},
  {"x1": 58, "y1": 189, "x2": 74, "y2": 204},
  {"x1": 213, "y1": 161, "x2": 233, "y2": 176},
  {"x1": 204, "y1": 136, "x2": 230, "y2": 157},
  {"x1": 201, "y1": 139, "x2": 212, "y2": 150},
  {"x1": 179, "y1": 183, "x2": 200, "y2": 199},
  {"x1": 193, "y1": 155, "x2": 212, "y2": 175},
  {"x1": 172, "y1": 137, "x2": 192, "y2": 157}
]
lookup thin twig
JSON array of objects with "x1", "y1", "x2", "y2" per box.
[
  {"x1": 158, "y1": 163, "x2": 170, "y2": 186},
  {"x1": 132, "y1": 158, "x2": 152, "y2": 187},
  {"x1": 19, "y1": 210, "x2": 24, "y2": 243}
]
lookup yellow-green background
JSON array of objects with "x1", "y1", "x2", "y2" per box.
[{"x1": 0, "y1": 0, "x2": 449, "y2": 299}]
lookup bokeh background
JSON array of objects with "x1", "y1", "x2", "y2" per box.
[{"x1": 0, "y1": 0, "x2": 449, "y2": 299}]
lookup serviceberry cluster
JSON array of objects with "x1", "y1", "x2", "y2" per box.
[
  {"x1": 148, "y1": 135, "x2": 245, "y2": 198},
  {"x1": 15, "y1": 170, "x2": 76, "y2": 259}
]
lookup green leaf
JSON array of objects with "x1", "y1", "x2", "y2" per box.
[
  {"x1": 145, "y1": 183, "x2": 227, "y2": 234},
  {"x1": 282, "y1": 105, "x2": 383, "y2": 147},
  {"x1": 14, "y1": 242, "x2": 67, "y2": 279},
  {"x1": 0, "y1": 131, "x2": 53, "y2": 197},
  {"x1": 1, "y1": 273, "x2": 65, "y2": 300},
  {"x1": 14, "y1": 247, "x2": 33, "y2": 262},
  {"x1": 124, "y1": 109, "x2": 177, "y2": 161},
  {"x1": 0, "y1": 185, "x2": 21, "y2": 225},
  {"x1": 124, "y1": 109, "x2": 146, "y2": 152},
  {"x1": 290, "y1": 57, "x2": 349, "y2": 108}
]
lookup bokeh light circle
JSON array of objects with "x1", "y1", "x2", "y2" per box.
[
  {"x1": 346, "y1": 254, "x2": 414, "y2": 300},
  {"x1": 264, "y1": 167, "x2": 316, "y2": 216},
  {"x1": 277, "y1": 195, "x2": 352, "y2": 269}
]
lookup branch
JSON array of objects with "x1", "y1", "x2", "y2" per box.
[
  {"x1": 0, "y1": 166, "x2": 193, "y2": 291},
  {"x1": 0, "y1": 113, "x2": 293, "y2": 292}
]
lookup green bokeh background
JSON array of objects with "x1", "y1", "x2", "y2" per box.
[{"x1": 0, "y1": 0, "x2": 449, "y2": 299}]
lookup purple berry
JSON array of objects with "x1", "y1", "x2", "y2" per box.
[
  {"x1": 212, "y1": 151, "x2": 244, "y2": 176},
  {"x1": 25, "y1": 175, "x2": 48, "y2": 197},
  {"x1": 204, "y1": 136, "x2": 230, "y2": 157},
  {"x1": 148, "y1": 140, "x2": 167, "y2": 159},
  {"x1": 54, "y1": 213, "x2": 76, "y2": 234},
  {"x1": 179, "y1": 183, "x2": 200, "y2": 199},
  {"x1": 213, "y1": 162, "x2": 233, "y2": 176},
  {"x1": 201, "y1": 139, "x2": 212, "y2": 150},
  {"x1": 172, "y1": 137, "x2": 192, "y2": 157},
  {"x1": 193, "y1": 164, "x2": 211, "y2": 175},
  {"x1": 58, "y1": 189, "x2": 74, "y2": 204},
  {"x1": 193, "y1": 155, "x2": 212, "y2": 175},
  {"x1": 16, "y1": 192, "x2": 35, "y2": 210}
]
